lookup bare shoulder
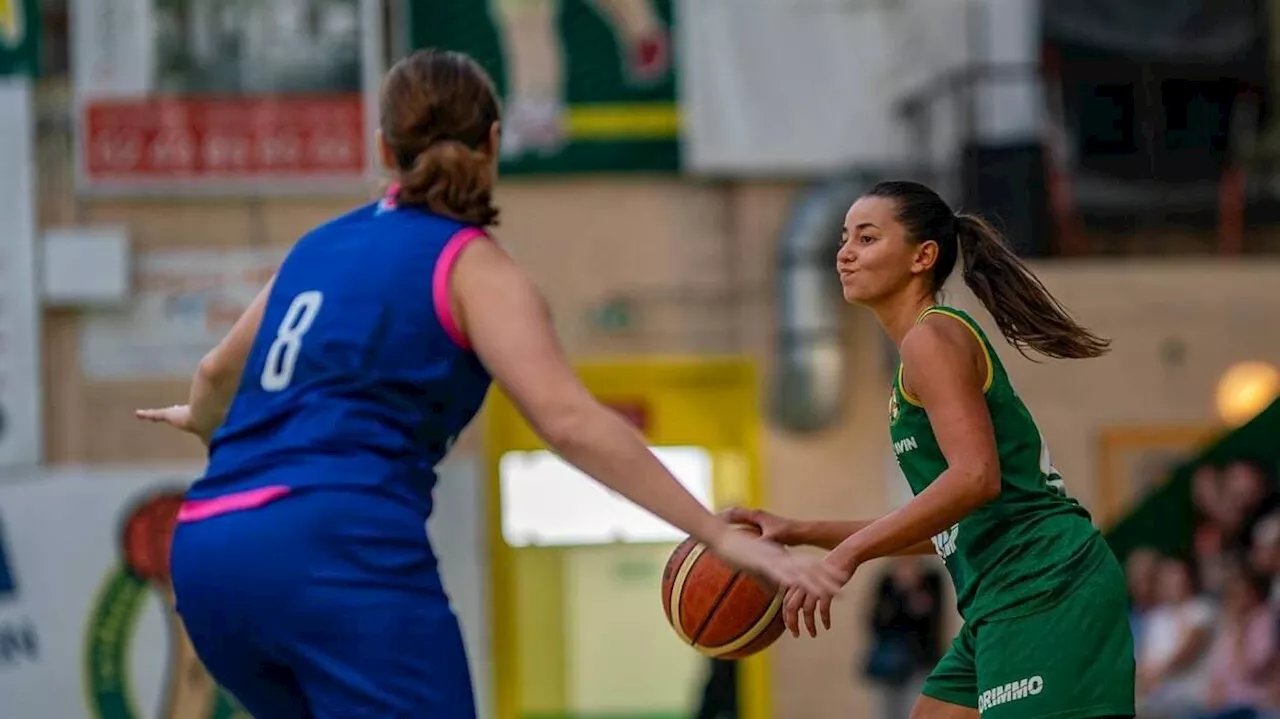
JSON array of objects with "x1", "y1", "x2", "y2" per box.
[
  {"x1": 900, "y1": 314, "x2": 987, "y2": 393},
  {"x1": 902, "y1": 314, "x2": 981, "y2": 366},
  {"x1": 452, "y1": 234, "x2": 539, "y2": 298},
  {"x1": 453, "y1": 232, "x2": 513, "y2": 273}
]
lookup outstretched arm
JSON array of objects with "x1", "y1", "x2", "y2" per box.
[
  {"x1": 136, "y1": 277, "x2": 275, "y2": 444},
  {"x1": 825, "y1": 316, "x2": 1000, "y2": 569},
  {"x1": 189, "y1": 279, "x2": 274, "y2": 435},
  {"x1": 792, "y1": 520, "x2": 937, "y2": 555},
  {"x1": 451, "y1": 238, "x2": 846, "y2": 597},
  {"x1": 725, "y1": 508, "x2": 934, "y2": 556},
  {"x1": 453, "y1": 240, "x2": 727, "y2": 544},
  {"x1": 782, "y1": 316, "x2": 998, "y2": 637}
]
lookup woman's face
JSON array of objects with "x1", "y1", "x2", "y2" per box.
[
  {"x1": 1126, "y1": 549, "x2": 1159, "y2": 605},
  {"x1": 1154, "y1": 559, "x2": 1192, "y2": 604},
  {"x1": 1191, "y1": 466, "x2": 1220, "y2": 512},
  {"x1": 1221, "y1": 570, "x2": 1262, "y2": 617},
  {"x1": 1223, "y1": 462, "x2": 1266, "y2": 512},
  {"x1": 836, "y1": 196, "x2": 934, "y2": 306}
]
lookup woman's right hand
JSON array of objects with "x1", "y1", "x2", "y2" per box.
[
  {"x1": 721, "y1": 507, "x2": 801, "y2": 545},
  {"x1": 135, "y1": 404, "x2": 206, "y2": 438},
  {"x1": 708, "y1": 528, "x2": 848, "y2": 603}
]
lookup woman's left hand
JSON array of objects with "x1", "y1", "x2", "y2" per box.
[
  {"x1": 783, "y1": 556, "x2": 855, "y2": 637},
  {"x1": 135, "y1": 405, "x2": 212, "y2": 445}
]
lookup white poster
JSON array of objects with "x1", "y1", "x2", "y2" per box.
[
  {"x1": 0, "y1": 466, "x2": 209, "y2": 719},
  {"x1": 80, "y1": 249, "x2": 284, "y2": 380},
  {"x1": 0, "y1": 461, "x2": 490, "y2": 719},
  {"x1": 70, "y1": 0, "x2": 383, "y2": 195},
  {"x1": 676, "y1": 0, "x2": 970, "y2": 175},
  {"x1": 0, "y1": 77, "x2": 40, "y2": 467}
]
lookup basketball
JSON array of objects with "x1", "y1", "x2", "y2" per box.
[
  {"x1": 660, "y1": 527, "x2": 785, "y2": 659},
  {"x1": 120, "y1": 490, "x2": 186, "y2": 585}
]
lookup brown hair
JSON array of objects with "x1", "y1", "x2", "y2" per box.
[
  {"x1": 380, "y1": 49, "x2": 501, "y2": 227},
  {"x1": 864, "y1": 180, "x2": 1110, "y2": 360}
]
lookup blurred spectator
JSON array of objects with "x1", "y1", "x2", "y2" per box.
[
  {"x1": 1128, "y1": 546, "x2": 1162, "y2": 650},
  {"x1": 694, "y1": 658, "x2": 738, "y2": 719},
  {"x1": 1194, "y1": 466, "x2": 1233, "y2": 596},
  {"x1": 862, "y1": 558, "x2": 944, "y2": 719},
  {"x1": 1138, "y1": 458, "x2": 1280, "y2": 718},
  {"x1": 1192, "y1": 462, "x2": 1278, "y2": 597},
  {"x1": 1250, "y1": 514, "x2": 1280, "y2": 607},
  {"x1": 1199, "y1": 561, "x2": 1279, "y2": 719},
  {"x1": 1137, "y1": 557, "x2": 1216, "y2": 719},
  {"x1": 1223, "y1": 461, "x2": 1280, "y2": 549}
]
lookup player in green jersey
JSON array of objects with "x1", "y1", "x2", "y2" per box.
[{"x1": 729, "y1": 181, "x2": 1135, "y2": 718}]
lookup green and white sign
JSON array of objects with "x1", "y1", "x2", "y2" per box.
[
  {"x1": 0, "y1": 0, "x2": 38, "y2": 77},
  {"x1": 408, "y1": 0, "x2": 680, "y2": 174}
]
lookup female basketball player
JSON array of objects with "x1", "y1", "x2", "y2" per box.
[
  {"x1": 135, "y1": 49, "x2": 844, "y2": 719},
  {"x1": 728, "y1": 181, "x2": 1136, "y2": 719}
]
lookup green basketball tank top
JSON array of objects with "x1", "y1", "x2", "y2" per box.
[{"x1": 888, "y1": 306, "x2": 1108, "y2": 624}]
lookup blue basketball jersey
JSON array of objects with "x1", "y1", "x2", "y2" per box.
[{"x1": 191, "y1": 198, "x2": 492, "y2": 511}]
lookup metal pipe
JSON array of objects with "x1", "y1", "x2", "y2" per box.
[{"x1": 769, "y1": 176, "x2": 864, "y2": 433}]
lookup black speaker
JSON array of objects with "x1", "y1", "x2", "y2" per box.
[{"x1": 960, "y1": 141, "x2": 1053, "y2": 258}]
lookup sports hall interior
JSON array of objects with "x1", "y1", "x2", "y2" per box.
[{"x1": 1, "y1": 1, "x2": 1278, "y2": 718}]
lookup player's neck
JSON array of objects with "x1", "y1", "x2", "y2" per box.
[{"x1": 874, "y1": 294, "x2": 938, "y2": 347}]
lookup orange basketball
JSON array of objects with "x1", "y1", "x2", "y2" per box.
[
  {"x1": 660, "y1": 527, "x2": 785, "y2": 659},
  {"x1": 120, "y1": 490, "x2": 186, "y2": 585}
]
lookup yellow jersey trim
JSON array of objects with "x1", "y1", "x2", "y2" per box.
[{"x1": 898, "y1": 307, "x2": 995, "y2": 406}]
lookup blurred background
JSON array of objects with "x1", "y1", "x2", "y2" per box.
[{"x1": 0, "y1": 0, "x2": 1278, "y2": 718}]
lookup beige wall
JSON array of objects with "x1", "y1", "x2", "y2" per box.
[
  {"x1": 949, "y1": 262, "x2": 1280, "y2": 519},
  {"x1": 39, "y1": 179, "x2": 1280, "y2": 718}
]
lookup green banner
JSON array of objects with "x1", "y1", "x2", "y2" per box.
[
  {"x1": 407, "y1": 0, "x2": 679, "y2": 174},
  {"x1": 0, "y1": 0, "x2": 39, "y2": 77},
  {"x1": 1106, "y1": 399, "x2": 1280, "y2": 561}
]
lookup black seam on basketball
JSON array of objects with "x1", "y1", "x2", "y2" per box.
[{"x1": 690, "y1": 568, "x2": 745, "y2": 646}]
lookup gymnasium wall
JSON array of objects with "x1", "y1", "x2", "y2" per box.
[
  {"x1": 564, "y1": 544, "x2": 702, "y2": 715},
  {"x1": 38, "y1": 179, "x2": 1280, "y2": 719}
]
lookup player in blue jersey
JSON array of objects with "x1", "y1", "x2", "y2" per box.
[{"x1": 135, "y1": 49, "x2": 846, "y2": 719}]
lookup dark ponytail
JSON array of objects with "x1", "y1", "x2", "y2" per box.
[
  {"x1": 380, "y1": 49, "x2": 502, "y2": 227},
  {"x1": 954, "y1": 213, "x2": 1109, "y2": 359},
  {"x1": 863, "y1": 180, "x2": 1109, "y2": 360}
]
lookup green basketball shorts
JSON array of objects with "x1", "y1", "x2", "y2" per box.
[{"x1": 922, "y1": 553, "x2": 1135, "y2": 718}]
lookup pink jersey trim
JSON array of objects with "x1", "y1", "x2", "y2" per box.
[
  {"x1": 432, "y1": 227, "x2": 487, "y2": 350},
  {"x1": 177, "y1": 485, "x2": 292, "y2": 523},
  {"x1": 377, "y1": 183, "x2": 401, "y2": 213}
]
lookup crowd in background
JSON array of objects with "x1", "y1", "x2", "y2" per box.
[
  {"x1": 1129, "y1": 460, "x2": 1280, "y2": 719},
  {"x1": 858, "y1": 458, "x2": 1280, "y2": 719}
]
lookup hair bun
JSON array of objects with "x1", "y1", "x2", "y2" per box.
[
  {"x1": 397, "y1": 140, "x2": 499, "y2": 227},
  {"x1": 379, "y1": 49, "x2": 502, "y2": 227}
]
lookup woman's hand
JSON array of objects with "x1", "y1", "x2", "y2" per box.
[
  {"x1": 708, "y1": 529, "x2": 849, "y2": 603},
  {"x1": 783, "y1": 554, "x2": 859, "y2": 637},
  {"x1": 135, "y1": 405, "x2": 211, "y2": 444},
  {"x1": 720, "y1": 507, "x2": 802, "y2": 545}
]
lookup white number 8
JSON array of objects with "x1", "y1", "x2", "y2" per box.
[{"x1": 260, "y1": 291, "x2": 324, "y2": 392}]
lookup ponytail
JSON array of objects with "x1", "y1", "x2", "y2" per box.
[
  {"x1": 396, "y1": 140, "x2": 500, "y2": 227},
  {"x1": 955, "y1": 213, "x2": 1110, "y2": 360}
]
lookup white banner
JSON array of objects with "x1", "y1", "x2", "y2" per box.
[
  {"x1": 676, "y1": 0, "x2": 971, "y2": 175},
  {"x1": 0, "y1": 466, "x2": 208, "y2": 719},
  {"x1": 0, "y1": 77, "x2": 40, "y2": 468},
  {"x1": 0, "y1": 460, "x2": 490, "y2": 719},
  {"x1": 70, "y1": 0, "x2": 383, "y2": 195},
  {"x1": 79, "y1": 249, "x2": 284, "y2": 380}
]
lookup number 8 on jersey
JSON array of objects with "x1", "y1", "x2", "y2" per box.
[{"x1": 261, "y1": 291, "x2": 324, "y2": 392}]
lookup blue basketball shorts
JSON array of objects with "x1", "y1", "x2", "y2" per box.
[{"x1": 170, "y1": 486, "x2": 476, "y2": 719}]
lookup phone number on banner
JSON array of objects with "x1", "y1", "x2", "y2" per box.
[{"x1": 82, "y1": 95, "x2": 367, "y2": 181}]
